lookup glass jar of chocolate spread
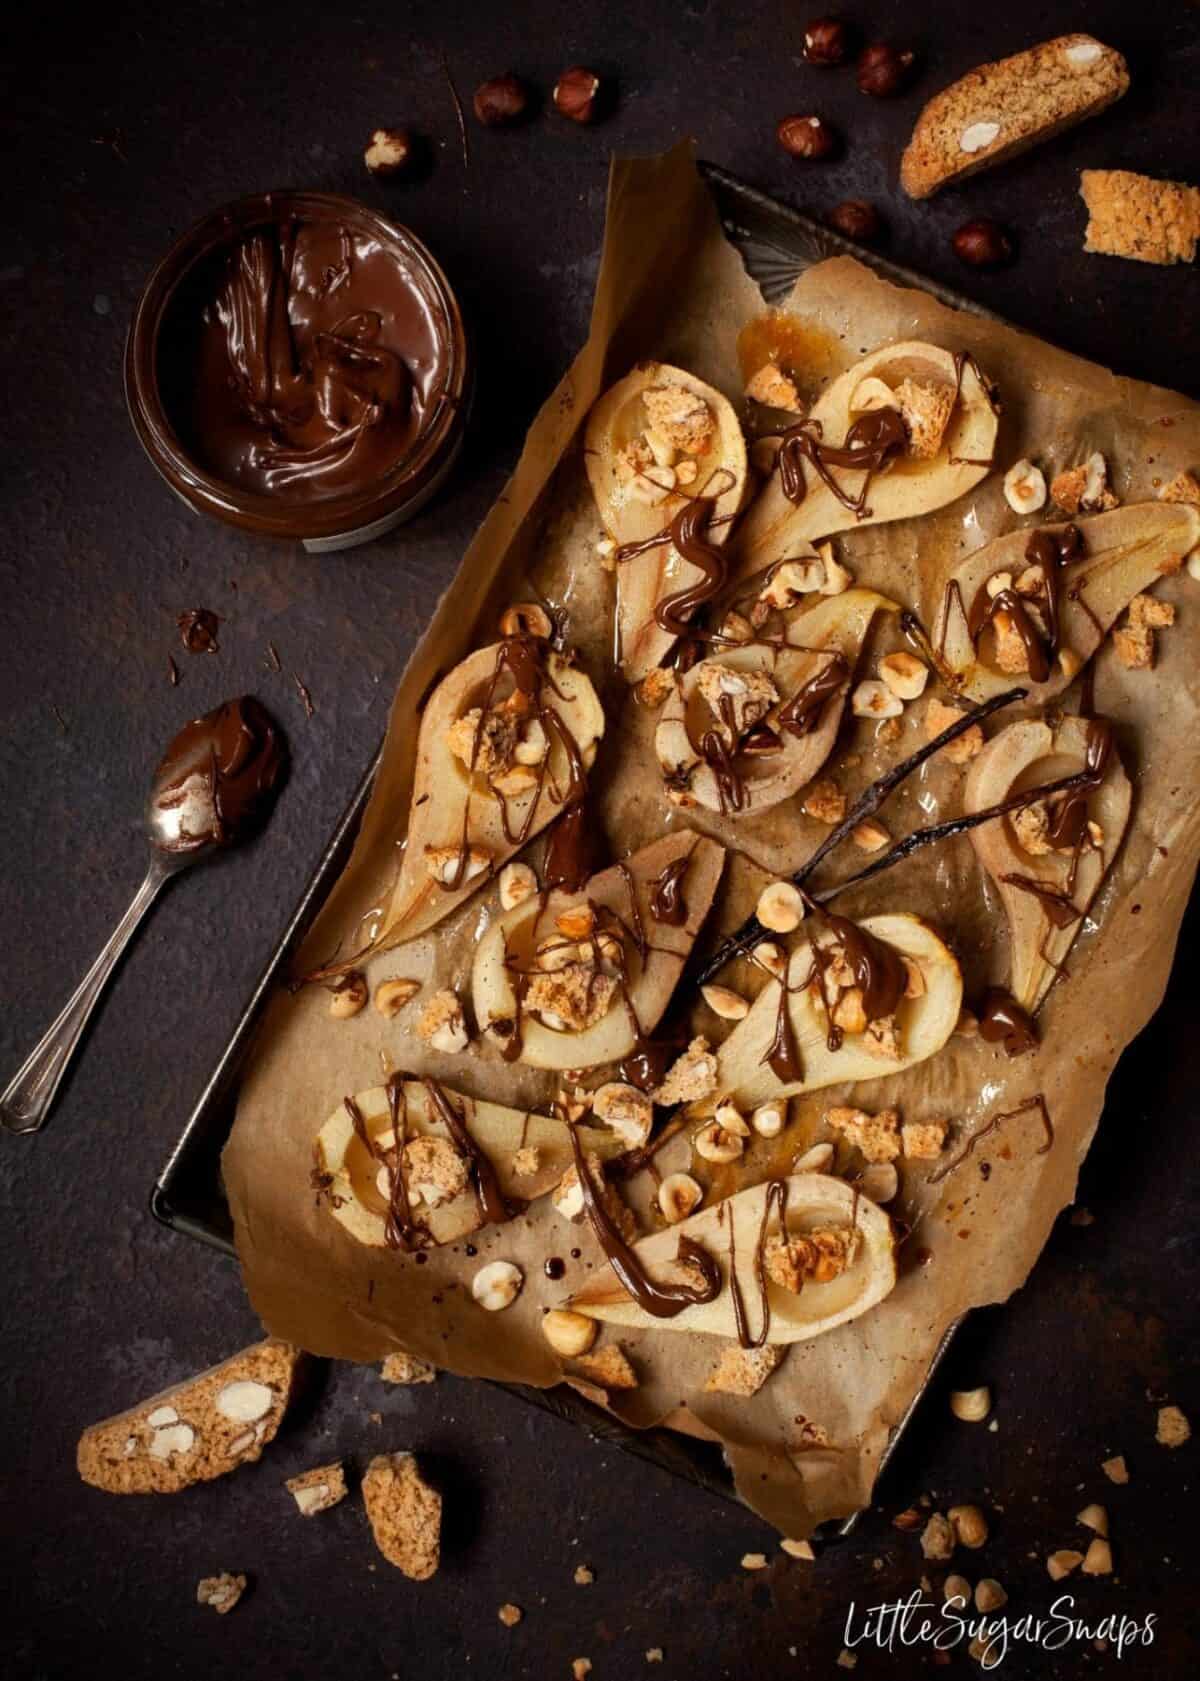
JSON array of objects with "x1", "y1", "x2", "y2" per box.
[{"x1": 125, "y1": 192, "x2": 469, "y2": 552}]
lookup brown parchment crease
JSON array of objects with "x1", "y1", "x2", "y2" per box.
[{"x1": 223, "y1": 142, "x2": 1200, "y2": 1538}]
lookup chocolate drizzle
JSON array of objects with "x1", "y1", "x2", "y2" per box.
[
  {"x1": 764, "y1": 978, "x2": 804, "y2": 1083},
  {"x1": 777, "y1": 652, "x2": 850, "y2": 738},
  {"x1": 650, "y1": 855, "x2": 689, "y2": 926},
  {"x1": 966, "y1": 524, "x2": 1084, "y2": 682},
  {"x1": 421, "y1": 1077, "x2": 510, "y2": 1227},
  {"x1": 777, "y1": 406, "x2": 908, "y2": 517},
  {"x1": 652, "y1": 496, "x2": 729, "y2": 638},
  {"x1": 998, "y1": 874, "x2": 1083, "y2": 929},
  {"x1": 728, "y1": 1179, "x2": 790, "y2": 1349},
  {"x1": 927, "y1": 1093, "x2": 1054, "y2": 1185},
  {"x1": 150, "y1": 695, "x2": 284, "y2": 854},
  {"x1": 568, "y1": 1126, "x2": 721, "y2": 1318}
]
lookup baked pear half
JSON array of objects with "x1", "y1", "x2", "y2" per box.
[
  {"x1": 654, "y1": 589, "x2": 896, "y2": 816},
  {"x1": 965, "y1": 714, "x2": 1131, "y2": 1014},
  {"x1": 316, "y1": 1081, "x2": 620, "y2": 1249},
  {"x1": 472, "y1": 832, "x2": 725, "y2": 1071},
  {"x1": 691, "y1": 913, "x2": 962, "y2": 1116},
  {"x1": 731, "y1": 341, "x2": 998, "y2": 584},
  {"x1": 377, "y1": 643, "x2": 605, "y2": 949},
  {"x1": 584, "y1": 363, "x2": 749, "y2": 683},
  {"x1": 568, "y1": 1172, "x2": 896, "y2": 1342},
  {"x1": 934, "y1": 503, "x2": 1200, "y2": 702}
]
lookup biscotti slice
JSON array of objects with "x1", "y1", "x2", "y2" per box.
[
  {"x1": 901, "y1": 35, "x2": 1128, "y2": 200},
  {"x1": 1081, "y1": 170, "x2": 1200, "y2": 266},
  {"x1": 361, "y1": 1452, "x2": 441, "y2": 1580},
  {"x1": 77, "y1": 1338, "x2": 301, "y2": 1495}
]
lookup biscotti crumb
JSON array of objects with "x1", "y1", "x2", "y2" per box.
[
  {"x1": 380, "y1": 1351, "x2": 436, "y2": 1386},
  {"x1": 498, "y1": 1602, "x2": 523, "y2": 1627},
  {"x1": 1156, "y1": 1404, "x2": 1191, "y2": 1448},
  {"x1": 572, "y1": 1661, "x2": 593, "y2": 1681},
  {"x1": 704, "y1": 1342, "x2": 785, "y2": 1397},
  {"x1": 901, "y1": 35, "x2": 1128, "y2": 200},
  {"x1": 1081, "y1": 169, "x2": 1200, "y2": 266},
  {"x1": 197, "y1": 1573, "x2": 246, "y2": 1614},
  {"x1": 1159, "y1": 470, "x2": 1200, "y2": 507},
  {"x1": 286, "y1": 1461, "x2": 347, "y2": 1517},
  {"x1": 361, "y1": 1452, "x2": 442, "y2": 1579},
  {"x1": 77, "y1": 1339, "x2": 301, "y2": 1496},
  {"x1": 574, "y1": 1563, "x2": 595, "y2": 1585},
  {"x1": 571, "y1": 1343, "x2": 638, "y2": 1391}
]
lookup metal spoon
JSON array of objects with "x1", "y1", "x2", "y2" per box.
[{"x1": 1, "y1": 696, "x2": 284, "y2": 1135}]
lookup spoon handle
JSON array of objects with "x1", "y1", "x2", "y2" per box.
[{"x1": 1, "y1": 857, "x2": 171, "y2": 1135}]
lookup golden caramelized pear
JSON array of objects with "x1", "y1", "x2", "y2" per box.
[
  {"x1": 472, "y1": 832, "x2": 725, "y2": 1071},
  {"x1": 584, "y1": 363, "x2": 749, "y2": 682},
  {"x1": 376, "y1": 643, "x2": 604, "y2": 950},
  {"x1": 934, "y1": 503, "x2": 1200, "y2": 702},
  {"x1": 654, "y1": 589, "x2": 896, "y2": 815},
  {"x1": 964, "y1": 714, "x2": 1131, "y2": 1013},
  {"x1": 568, "y1": 1173, "x2": 895, "y2": 1343},
  {"x1": 731, "y1": 341, "x2": 998, "y2": 586}
]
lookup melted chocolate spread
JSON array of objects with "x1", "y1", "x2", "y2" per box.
[
  {"x1": 777, "y1": 406, "x2": 908, "y2": 517},
  {"x1": 150, "y1": 695, "x2": 283, "y2": 853},
  {"x1": 162, "y1": 215, "x2": 446, "y2": 502}
]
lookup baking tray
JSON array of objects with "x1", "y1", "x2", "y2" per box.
[{"x1": 150, "y1": 162, "x2": 1002, "y2": 1528}]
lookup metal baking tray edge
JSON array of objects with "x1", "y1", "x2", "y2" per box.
[{"x1": 151, "y1": 163, "x2": 1001, "y2": 1533}]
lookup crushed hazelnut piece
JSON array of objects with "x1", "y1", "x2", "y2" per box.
[
  {"x1": 975, "y1": 1579, "x2": 1007, "y2": 1613},
  {"x1": 1047, "y1": 1549, "x2": 1083, "y2": 1581},
  {"x1": 1101, "y1": 1454, "x2": 1129, "y2": 1484},
  {"x1": 802, "y1": 779, "x2": 847, "y2": 825},
  {"x1": 741, "y1": 1552, "x2": 769, "y2": 1571},
  {"x1": 1077, "y1": 1503, "x2": 1108, "y2": 1536},
  {"x1": 646, "y1": 1647, "x2": 664, "y2": 1662},
  {"x1": 572, "y1": 1661, "x2": 593, "y2": 1681},
  {"x1": 574, "y1": 1564, "x2": 595, "y2": 1585},
  {"x1": 948, "y1": 1504, "x2": 988, "y2": 1549},
  {"x1": 852, "y1": 818, "x2": 890, "y2": 852},
  {"x1": 780, "y1": 1537, "x2": 815, "y2": 1560},
  {"x1": 1081, "y1": 1538, "x2": 1113, "y2": 1575},
  {"x1": 498, "y1": 1603, "x2": 523, "y2": 1627}
]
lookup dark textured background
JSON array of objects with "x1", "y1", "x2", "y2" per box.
[{"x1": 3, "y1": 3, "x2": 1198, "y2": 1676}]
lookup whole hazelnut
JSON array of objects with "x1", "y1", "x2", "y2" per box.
[
  {"x1": 952, "y1": 218, "x2": 1014, "y2": 269},
  {"x1": 857, "y1": 42, "x2": 915, "y2": 97},
  {"x1": 364, "y1": 128, "x2": 415, "y2": 178},
  {"x1": 803, "y1": 17, "x2": 851, "y2": 65},
  {"x1": 776, "y1": 113, "x2": 839, "y2": 160},
  {"x1": 825, "y1": 199, "x2": 883, "y2": 244},
  {"x1": 473, "y1": 73, "x2": 529, "y2": 127},
  {"x1": 553, "y1": 66, "x2": 603, "y2": 124}
]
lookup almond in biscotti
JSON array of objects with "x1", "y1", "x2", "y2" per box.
[{"x1": 901, "y1": 36, "x2": 1128, "y2": 200}]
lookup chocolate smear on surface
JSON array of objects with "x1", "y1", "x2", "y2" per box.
[
  {"x1": 177, "y1": 607, "x2": 220, "y2": 654},
  {"x1": 977, "y1": 989, "x2": 1039, "y2": 1057}
]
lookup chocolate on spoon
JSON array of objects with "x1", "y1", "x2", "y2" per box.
[{"x1": 0, "y1": 697, "x2": 284, "y2": 1135}]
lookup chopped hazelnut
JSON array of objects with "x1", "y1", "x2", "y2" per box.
[
  {"x1": 424, "y1": 843, "x2": 491, "y2": 887},
  {"x1": 1047, "y1": 1549, "x2": 1084, "y2": 1581},
  {"x1": 1003, "y1": 458, "x2": 1048, "y2": 514},
  {"x1": 196, "y1": 1572, "x2": 246, "y2": 1614},
  {"x1": 658, "y1": 1171, "x2": 703, "y2": 1224},
  {"x1": 852, "y1": 678, "x2": 903, "y2": 719},
  {"x1": 1101, "y1": 1454, "x2": 1129, "y2": 1484},
  {"x1": 974, "y1": 1578, "x2": 1007, "y2": 1613},
  {"x1": 948, "y1": 1504, "x2": 988, "y2": 1549},
  {"x1": 573, "y1": 1563, "x2": 595, "y2": 1585},
  {"x1": 852, "y1": 818, "x2": 890, "y2": 852},
  {"x1": 1077, "y1": 1503, "x2": 1109, "y2": 1536},
  {"x1": 756, "y1": 879, "x2": 805, "y2": 932},
  {"x1": 1081, "y1": 1538, "x2": 1113, "y2": 1576},
  {"x1": 1051, "y1": 452, "x2": 1118, "y2": 515},
  {"x1": 591, "y1": 1081, "x2": 653, "y2": 1151},
  {"x1": 329, "y1": 971, "x2": 368, "y2": 1019},
  {"x1": 879, "y1": 650, "x2": 929, "y2": 700},
  {"x1": 741, "y1": 1552, "x2": 769, "y2": 1571},
  {"x1": 541, "y1": 1310, "x2": 598, "y2": 1359},
  {"x1": 498, "y1": 1603, "x2": 523, "y2": 1628},
  {"x1": 416, "y1": 988, "x2": 469, "y2": 1054},
  {"x1": 499, "y1": 861, "x2": 539, "y2": 911},
  {"x1": 374, "y1": 977, "x2": 421, "y2": 1018},
  {"x1": 696, "y1": 660, "x2": 779, "y2": 740},
  {"x1": 693, "y1": 1120, "x2": 746, "y2": 1164},
  {"x1": 701, "y1": 983, "x2": 750, "y2": 1021},
  {"x1": 950, "y1": 1387, "x2": 991, "y2": 1423}
]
